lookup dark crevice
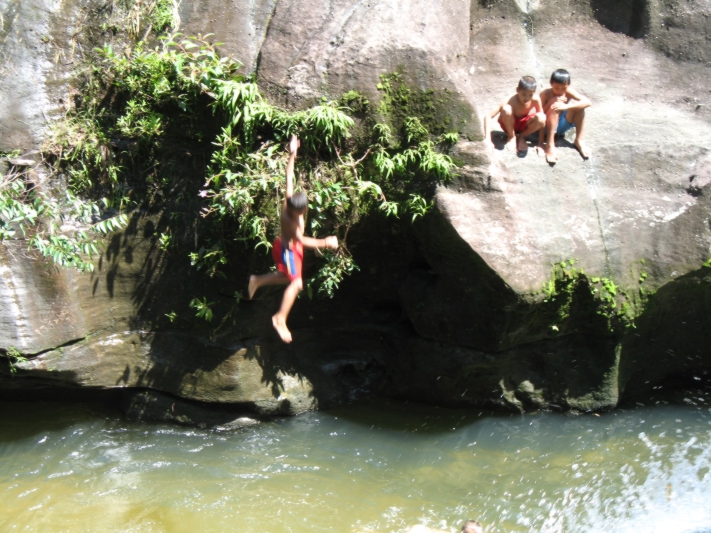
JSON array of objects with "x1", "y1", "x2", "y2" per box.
[
  {"x1": 253, "y1": 0, "x2": 280, "y2": 77},
  {"x1": 591, "y1": 0, "x2": 650, "y2": 38}
]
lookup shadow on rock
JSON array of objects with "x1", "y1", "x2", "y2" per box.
[
  {"x1": 590, "y1": 0, "x2": 650, "y2": 38},
  {"x1": 619, "y1": 265, "x2": 711, "y2": 398}
]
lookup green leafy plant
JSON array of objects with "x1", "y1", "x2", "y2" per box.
[
  {"x1": 306, "y1": 250, "x2": 359, "y2": 299},
  {"x1": 189, "y1": 297, "x2": 214, "y2": 322},
  {"x1": 340, "y1": 91, "x2": 370, "y2": 114},
  {"x1": 157, "y1": 232, "x2": 171, "y2": 251},
  {"x1": 439, "y1": 132, "x2": 459, "y2": 145},
  {"x1": 1, "y1": 167, "x2": 128, "y2": 271},
  {"x1": 189, "y1": 242, "x2": 228, "y2": 279},
  {"x1": 4, "y1": 346, "x2": 28, "y2": 375},
  {"x1": 406, "y1": 194, "x2": 433, "y2": 222},
  {"x1": 150, "y1": 0, "x2": 179, "y2": 33}
]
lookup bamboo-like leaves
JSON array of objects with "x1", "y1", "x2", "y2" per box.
[{"x1": 38, "y1": 28, "x2": 460, "y2": 302}]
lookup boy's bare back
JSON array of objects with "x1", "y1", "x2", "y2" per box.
[{"x1": 280, "y1": 202, "x2": 304, "y2": 246}]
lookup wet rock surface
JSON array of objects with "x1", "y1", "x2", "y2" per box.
[
  {"x1": 2, "y1": 0, "x2": 711, "y2": 417},
  {"x1": 0, "y1": 0, "x2": 83, "y2": 151},
  {"x1": 121, "y1": 390, "x2": 262, "y2": 429}
]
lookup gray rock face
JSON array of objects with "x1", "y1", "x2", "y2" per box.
[
  {"x1": 2, "y1": 0, "x2": 711, "y2": 416},
  {"x1": 0, "y1": 0, "x2": 82, "y2": 151},
  {"x1": 180, "y1": 0, "x2": 278, "y2": 75}
]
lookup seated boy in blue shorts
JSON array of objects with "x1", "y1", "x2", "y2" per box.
[{"x1": 539, "y1": 69, "x2": 591, "y2": 163}]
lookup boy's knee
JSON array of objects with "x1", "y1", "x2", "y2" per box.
[
  {"x1": 574, "y1": 108, "x2": 585, "y2": 121},
  {"x1": 535, "y1": 112, "x2": 546, "y2": 125},
  {"x1": 500, "y1": 104, "x2": 513, "y2": 117}
]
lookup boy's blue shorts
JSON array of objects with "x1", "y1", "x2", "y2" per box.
[{"x1": 556, "y1": 111, "x2": 575, "y2": 136}]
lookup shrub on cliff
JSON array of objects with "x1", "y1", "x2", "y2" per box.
[{"x1": 40, "y1": 31, "x2": 455, "y2": 299}]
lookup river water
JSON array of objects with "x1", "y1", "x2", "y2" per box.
[{"x1": 1, "y1": 398, "x2": 710, "y2": 533}]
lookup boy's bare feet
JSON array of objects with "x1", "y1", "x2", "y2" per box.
[
  {"x1": 517, "y1": 134, "x2": 528, "y2": 153},
  {"x1": 545, "y1": 145, "x2": 558, "y2": 164},
  {"x1": 248, "y1": 275, "x2": 258, "y2": 300},
  {"x1": 272, "y1": 314, "x2": 292, "y2": 343},
  {"x1": 505, "y1": 137, "x2": 517, "y2": 153},
  {"x1": 535, "y1": 144, "x2": 546, "y2": 157},
  {"x1": 574, "y1": 139, "x2": 590, "y2": 159}
]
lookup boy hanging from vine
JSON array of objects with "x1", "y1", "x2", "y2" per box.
[{"x1": 248, "y1": 135, "x2": 339, "y2": 343}]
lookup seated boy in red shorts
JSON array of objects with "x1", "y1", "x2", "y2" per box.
[
  {"x1": 483, "y1": 75, "x2": 546, "y2": 154},
  {"x1": 248, "y1": 135, "x2": 338, "y2": 343}
]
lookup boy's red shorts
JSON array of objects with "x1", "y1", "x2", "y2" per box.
[
  {"x1": 499, "y1": 112, "x2": 535, "y2": 134},
  {"x1": 272, "y1": 237, "x2": 303, "y2": 281}
]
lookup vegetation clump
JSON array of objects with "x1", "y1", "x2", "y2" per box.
[
  {"x1": 375, "y1": 71, "x2": 472, "y2": 145},
  {"x1": 541, "y1": 260, "x2": 648, "y2": 333},
  {"x1": 2, "y1": 3, "x2": 460, "y2": 325},
  {"x1": 0, "y1": 162, "x2": 127, "y2": 272},
  {"x1": 1, "y1": 347, "x2": 28, "y2": 375}
]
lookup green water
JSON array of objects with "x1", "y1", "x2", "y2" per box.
[{"x1": 1, "y1": 399, "x2": 710, "y2": 533}]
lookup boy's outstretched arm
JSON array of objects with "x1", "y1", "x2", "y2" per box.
[
  {"x1": 285, "y1": 135, "x2": 299, "y2": 200},
  {"x1": 482, "y1": 102, "x2": 503, "y2": 149},
  {"x1": 298, "y1": 233, "x2": 338, "y2": 250},
  {"x1": 534, "y1": 96, "x2": 545, "y2": 148},
  {"x1": 553, "y1": 88, "x2": 590, "y2": 112}
]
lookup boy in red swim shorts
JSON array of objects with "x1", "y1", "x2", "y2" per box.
[
  {"x1": 483, "y1": 76, "x2": 546, "y2": 154},
  {"x1": 248, "y1": 135, "x2": 338, "y2": 343}
]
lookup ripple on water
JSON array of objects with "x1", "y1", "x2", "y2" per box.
[{"x1": 0, "y1": 401, "x2": 710, "y2": 533}]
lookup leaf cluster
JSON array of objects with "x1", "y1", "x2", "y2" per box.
[
  {"x1": 0, "y1": 165, "x2": 128, "y2": 272},
  {"x1": 543, "y1": 260, "x2": 641, "y2": 333},
  {"x1": 39, "y1": 32, "x2": 458, "y2": 303},
  {"x1": 3, "y1": 346, "x2": 28, "y2": 375}
]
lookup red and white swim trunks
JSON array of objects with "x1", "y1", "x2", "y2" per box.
[
  {"x1": 499, "y1": 111, "x2": 535, "y2": 134},
  {"x1": 272, "y1": 237, "x2": 303, "y2": 281}
]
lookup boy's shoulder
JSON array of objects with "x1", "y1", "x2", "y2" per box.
[{"x1": 565, "y1": 85, "x2": 586, "y2": 99}]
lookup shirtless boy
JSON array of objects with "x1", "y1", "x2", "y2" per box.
[
  {"x1": 248, "y1": 135, "x2": 338, "y2": 343},
  {"x1": 483, "y1": 76, "x2": 545, "y2": 154},
  {"x1": 540, "y1": 69, "x2": 591, "y2": 163}
]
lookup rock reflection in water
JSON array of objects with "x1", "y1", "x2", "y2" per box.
[{"x1": 0, "y1": 400, "x2": 710, "y2": 533}]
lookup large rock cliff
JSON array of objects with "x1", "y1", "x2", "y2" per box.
[{"x1": 1, "y1": 0, "x2": 710, "y2": 418}]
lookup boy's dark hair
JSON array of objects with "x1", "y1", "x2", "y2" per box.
[
  {"x1": 287, "y1": 192, "x2": 308, "y2": 212},
  {"x1": 462, "y1": 521, "x2": 483, "y2": 533},
  {"x1": 517, "y1": 76, "x2": 537, "y2": 91},
  {"x1": 550, "y1": 69, "x2": 571, "y2": 85}
]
